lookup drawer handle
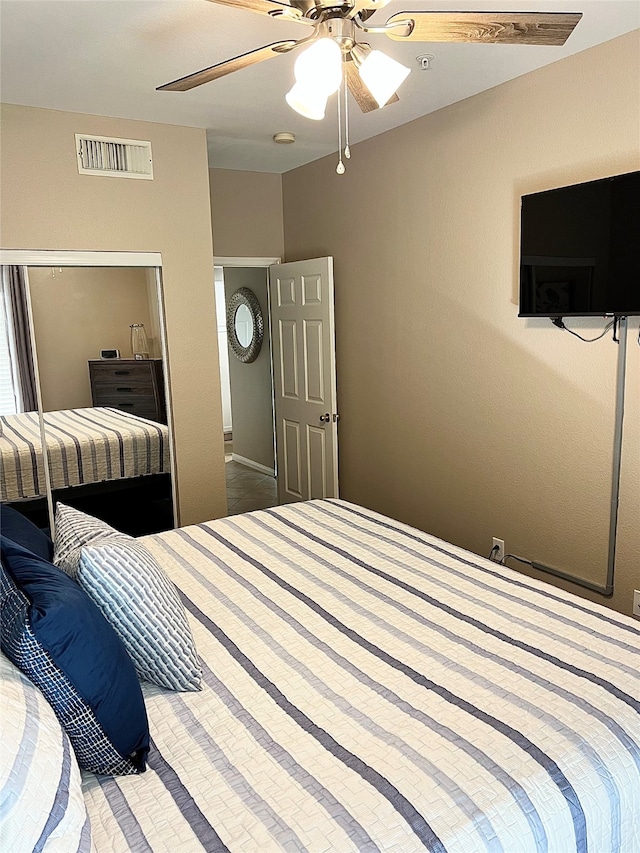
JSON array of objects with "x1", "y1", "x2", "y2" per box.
[
  {"x1": 114, "y1": 370, "x2": 131, "y2": 376},
  {"x1": 116, "y1": 387, "x2": 133, "y2": 392},
  {"x1": 118, "y1": 402, "x2": 134, "y2": 408}
]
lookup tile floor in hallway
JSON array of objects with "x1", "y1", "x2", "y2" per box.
[{"x1": 225, "y1": 458, "x2": 278, "y2": 516}]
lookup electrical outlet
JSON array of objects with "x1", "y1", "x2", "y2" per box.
[
  {"x1": 633, "y1": 590, "x2": 640, "y2": 618},
  {"x1": 492, "y1": 538, "x2": 505, "y2": 562}
]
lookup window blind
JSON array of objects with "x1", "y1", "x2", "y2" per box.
[{"x1": 0, "y1": 292, "x2": 17, "y2": 415}]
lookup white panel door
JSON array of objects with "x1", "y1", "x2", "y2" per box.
[{"x1": 269, "y1": 257, "x2": 338, "y2": 504}]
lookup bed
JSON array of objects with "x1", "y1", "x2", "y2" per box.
[
  {"x1": 0, "y1": 407, "x2": 169, "y2": 503},
  {"x1": 0, "y1": 500, "x2": 640, "y2": 853},
  {"x1": 69, "y1": 499, "x2": 640, "y2": 853}
]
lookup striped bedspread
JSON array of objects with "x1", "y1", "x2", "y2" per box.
[
  {"x1": 82, "y1": 500, "x2": 640, "y2": 853},
  {"x1": 0, "y1": 408, "x2": 169, "y2": 503}
]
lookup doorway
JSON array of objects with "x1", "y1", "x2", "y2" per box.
[
  {"x1": 215, "y1": 257, "x2": 279, "y2": 516},
  {"x1": 215, "y1": 254, "x2": 340, "y2": 516}
]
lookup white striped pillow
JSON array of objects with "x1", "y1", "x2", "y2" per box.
[
  {"x1": 53, "y1": 503, "x2": 122, "y2": 579},
  {"x1": 78, "y1": 538, "x2": 202, "y2": 693},
  {"x1": 52, "y1": 503, "x2": 201, "y2": 692},
  {"x1": 0, "y1": 653, "x2": 92, "y2": 852}
]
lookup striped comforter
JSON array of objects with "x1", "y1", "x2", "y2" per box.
[
  {"x1": 83, "y1": 500, "x2": 640, "y2": 853},
  {"x1": 0, "y1": 408, "x2": 169, "y2": 503}
]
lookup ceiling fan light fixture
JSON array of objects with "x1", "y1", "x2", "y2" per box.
[
  {"x1": 285, "y1": 82, "x2": 328, "y2": 120},
  {"x1": 293, "y1": 38, "x2": 343, "y2": 96},
  {"x1": 355, "y1": 48, "x2": 410, "y2": 108}
]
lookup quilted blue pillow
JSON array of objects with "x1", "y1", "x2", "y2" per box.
[
  {"x1": 0, "y1": 536, "x2": 149, "y2": 776},
  {"x1": 0, "y1": 504, "x2": 53, "y2": 561}
]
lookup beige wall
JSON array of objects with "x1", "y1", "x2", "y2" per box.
[
  {"x1": 29, "y1": 266, "x2": 153, "y2": 411},
  {"x1": 0, "y1": 104, "x2": 226, "y2": 525},
  {"x1": 224, "y1": 267, "x2": 275, "y2": 471},
  {"x1": 282, "y1": 32, "x2": 640, "y2": 616},
  {"x1": 209, "y1": 169, "x2": 284, "y2": 259}
]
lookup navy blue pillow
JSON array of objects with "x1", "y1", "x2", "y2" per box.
[
  {"x1": 0, "y1": 505, "x2": 53, "y2": 561},
  {"x1": 0, "y1": 536, "x2": 149, "y2": 775}
]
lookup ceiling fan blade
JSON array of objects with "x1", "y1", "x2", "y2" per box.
[
  {"x1": 345, "y1": 60, "x2": 399, "y2": 113},
  {"x1": 204, "y1": 0, "x2": 304, "y2": 19},
  {"x1": 386, "y1": 11, "x2": 583, "y2": 45},
  {"x1": 157, "y1": 41, "x2": 297, "y2": 91},
  {"x1": 347, "y1": 0, "x2": 394, "y2": 20}
]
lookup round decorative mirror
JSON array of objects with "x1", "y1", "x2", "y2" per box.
[{"x1": 226, "y1": 287, "x2": 264, "y2": 363}]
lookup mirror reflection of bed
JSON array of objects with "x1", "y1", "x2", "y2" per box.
[{"x1": 0, "y1": 264, "x2": 174, "y2": 536}]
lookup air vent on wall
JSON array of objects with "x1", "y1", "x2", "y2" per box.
[{"x1": 75, "y1": 134, "x2": 153, "y2": 179}]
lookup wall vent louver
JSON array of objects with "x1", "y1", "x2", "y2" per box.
[{"x1": 75, "y1": 134, "x2": 153, "y2": 179}]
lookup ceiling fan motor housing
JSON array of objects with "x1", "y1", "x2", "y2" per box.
[{"x1": 321, "y1": 18, "x2": 356, "y2": 52}]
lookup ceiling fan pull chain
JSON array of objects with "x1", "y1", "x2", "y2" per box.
[
  {"x1": 336, "y1": 77, "x2": 345, "y2": 175},
  {"x1": 344, "y1": 65, "x2": 351, "y2": 160}
]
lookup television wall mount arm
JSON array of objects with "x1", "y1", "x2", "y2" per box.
[
  {"x1": 605, "y1": 315, "x2": 628, "y2": 595},
  {"x1": 530, "y1": 316, "x2": 628, "y2": 596}
]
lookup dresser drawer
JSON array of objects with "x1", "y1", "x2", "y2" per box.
[
  {"x1": 98, "y1": 397, "x2": 160, "y2": 420},
  {"x1": 91, "y1": 377, "x2": 155, "y2": 395},
  {"x1": 90, "y1": 362, "x2": 155, "y2": 389},
  {"x1": 92, "y1": 389, "x2": 157, "y2": 406},
  {"x1": 88, "y1": 359, "x2": 166, "y2": 424}
]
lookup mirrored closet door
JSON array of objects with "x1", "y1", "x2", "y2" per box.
[{"x1": 0, "y1": 255, "x2": 175, "y2": 537}]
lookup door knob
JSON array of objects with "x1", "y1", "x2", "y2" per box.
[{"x1": 319, "y1": 412, "x2": 331, "y2": 423}]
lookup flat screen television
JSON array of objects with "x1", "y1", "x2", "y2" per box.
[{"x1": 519, "y1": 171, "x2": 640, "y2": 317}]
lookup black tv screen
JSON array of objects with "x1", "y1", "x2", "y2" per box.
[{"x1": 519, "y1": 171, "x2": 640, "y2": 317}]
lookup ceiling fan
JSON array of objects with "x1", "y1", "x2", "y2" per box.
[{"x1": 158, "y1": 1, "x2": 582, "y2": 115}]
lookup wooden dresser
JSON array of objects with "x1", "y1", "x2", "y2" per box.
[{"x1": 88, "y1": 358, "x2": 166, "y2": 424}]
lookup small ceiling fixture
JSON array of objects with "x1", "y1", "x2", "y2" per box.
[
  {"x1": 416, "y1": 54, "x2": 434, "y2": 70},
  {"x1": 159, "y1": 1, "x2": 582, "y2": 174},
  {"x1": 273, "y1": 132, "x2": 296, "y2": 144}
]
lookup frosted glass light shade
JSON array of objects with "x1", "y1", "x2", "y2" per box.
[
  {"x1": 294, "y1": 38, "x2": 342, "y2": 95},
  {"x1": 285, "y1": 82, "x2": 328, "y2": 120},
  {"x1": 358, "y1": 49, "x2": 410, "y2": 108}
]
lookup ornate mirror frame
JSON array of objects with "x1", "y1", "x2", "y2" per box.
[{"x1": 226, "y1": 287, "x2": 264, "y2": 364}]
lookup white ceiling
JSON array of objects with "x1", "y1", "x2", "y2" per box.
[{"x1": 1, "y1": 0, "x2": 638, "y2": 173}]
